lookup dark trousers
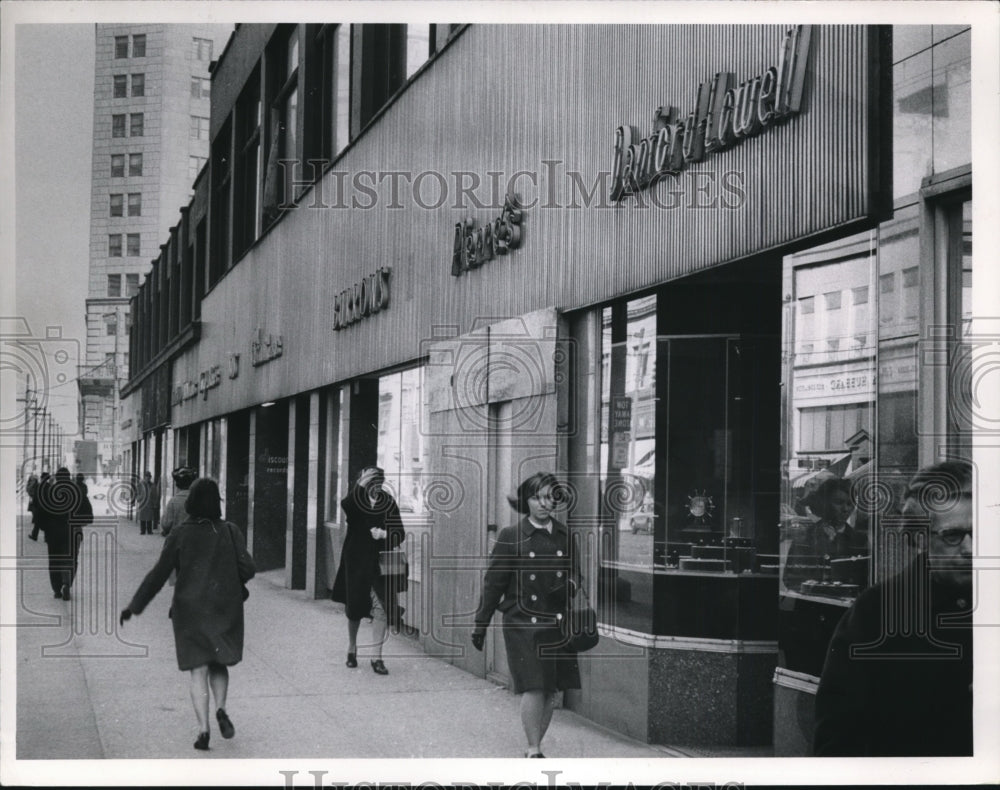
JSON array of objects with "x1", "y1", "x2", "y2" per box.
[{"x1": 140, "y1": 520, "x2": 155, "y2": 534}]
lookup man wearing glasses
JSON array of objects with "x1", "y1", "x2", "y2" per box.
[{"x1": 813, "y1": 460, "x2": 973, "y2": 756}]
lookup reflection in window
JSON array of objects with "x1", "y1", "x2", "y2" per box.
[{"x1": 377, "y1": 368, "x2": 430, "y2": 525}]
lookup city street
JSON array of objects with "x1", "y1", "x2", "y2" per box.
[{"x1": 15, "y1": 514, "x2": 683, "y2": 761}]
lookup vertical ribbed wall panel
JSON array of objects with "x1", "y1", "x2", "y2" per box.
[{"x1": 173, "y1": 24, "x2": 878, "y2": 427}]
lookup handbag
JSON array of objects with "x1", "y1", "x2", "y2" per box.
[
  {"x1": 561, "y1": 584, "x2": 599, "y2": 652},
  {"x1": 379, "y1": 548, "x2": 409, "y2": 591},
  {"x1": 225, "y1": 522, "x2": 250, "y2": 601}
]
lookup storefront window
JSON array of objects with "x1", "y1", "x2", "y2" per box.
[
  {"x1": 377, "y1": 368, "x2": 430, "y2": 524},
  {"x1": 780, "y1": 231, "x2": 878, "y2": 606}
]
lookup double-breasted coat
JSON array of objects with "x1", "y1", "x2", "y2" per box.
[
  {"x1": 137, "y1": 479, "x2": 160, "y2": 522},
  {"x1": 474, "y1": 517, "x2": 582, "y2": 694},
  {"x1": 128, "y1": 518, "x2": 256, "y2": 671},
  {"x1": 331, "y1": 486, "x2": 405, "y2": 622}
]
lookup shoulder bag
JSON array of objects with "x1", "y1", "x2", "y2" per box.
[
  {"x1": 561, "y1": 583, "x2": 599, "y2": 652},
  {"x1": 379, "y1": 548, "x2": 409, "y2": 592},
  {"x1": 224, "y1": 521, "x2": 250, "y2": 601}
]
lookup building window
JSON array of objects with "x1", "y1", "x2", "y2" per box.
[
  {"x1": 132, "y1": 34, "x2": 146, "y2": 58},
  {"x1": 106, "y1": 319, "x2": 117, "y2": 336},
  {"x1": 189, "y1": 155, "x2": 207, "y2": 180},
  {"x1": 107, "y1": 274, "x2": 122, "y2": 296},
  {"x1": 210, "y1": 117, "x2": 233, "y2": 280},
  {"x1": 111, "y1": 154, "x2": 125, "y2": 178},
  {"x1": 127, "y1": 193, "x2": 142, "y2": 216},
  {"x1": 316, "y1": 24, "x2": 351, "y2": 164},
  {"x1": 114, "y1": 35, "x2": 129, "y2": 58},
  {"x1": 190, "y1": 115, "x2": 210, "y2": 140},
  {"x1": 852, "y1": 286, "x2": 868, "y2": 305},
  {"x1": 112, "y1": 114, "x2": 126, "y2": 138},
  {"x1": 405, "y1": 24, "x2": 432, "y2": 79},
  {"x1": 131, "y1": 73, "x2": 145, "y2": 97},
  {"x1": 192, "y1": 37, "x2": 214, "y2": 61},
  {"x1": 126, "y1": 273, "x2": 140, "y2": 297},
  {"x1": 109, "y1": 194, "x2": 123, "y2": 217},
  {"x1": 263, "y1": 27, "x2": 299, "y2": 226},
  {"x1": 233, "y1": 69, "x2": 261, "y2": 255},
  {"x1": 129, "y1": 153, "x2": 143, "y2": 176},
  {"x1": 190, "y1": 76, "x2": 211, "y2": 99},
  {"x1": 126, "y1": 233, "x2": 141, "y2": 256},
  {"x1": 113, "y1": 74, "x2": 127, "y2": 98},
  {"x1": 130, "y1": 113, "x2": 144, "y2": 137},
  {"x1": 108, "y1": 234, "x2": 123, "y2": 257},
  {"x1": 824, "y1": 291, "x2": 842, "y2": 311}
]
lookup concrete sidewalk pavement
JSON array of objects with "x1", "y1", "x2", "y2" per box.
[{"x1": 15, "y1": 515, "x2": 678, "y2": 761}]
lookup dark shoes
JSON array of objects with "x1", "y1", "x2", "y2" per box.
[
  {"x1": 346, "y1": 651, "x2": 357, "y2": 668},
  {"x1": 53, "y1": 590, "x2": 62, "y2": 598},
  {"x1": 61, "y1": 585, "x2": 71, "y2": 601},
  {"x1": 371, "y1": 659, "x2": 388, "y2": 675},
  {"x1": 216, "y1": 708, "x2": 235, "y2": 739},
  {"x1": 194, "y1": 731, "x2": 210, "y2": 750},
  {"x1": 526, "y1": 752, "x2": 545, "y2": 758}
]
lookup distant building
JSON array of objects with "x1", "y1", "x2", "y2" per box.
[{"x1": 77, "y1": 23, "x2": 231, "y2": 476}]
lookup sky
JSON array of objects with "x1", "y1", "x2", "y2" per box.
[{"x1": 14, "y1": 25, "x2": 95, "y2": 433}]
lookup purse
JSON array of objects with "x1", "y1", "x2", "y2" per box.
[
  {"x1": 225, "y1": 522, "x2": 250, "y2": 601},
  {"x1": 379, "y1": 548, "x2": 409, "y2": 590},
  {"x1": 561, "y1": 584, "x2": 599, "y2": 652}
]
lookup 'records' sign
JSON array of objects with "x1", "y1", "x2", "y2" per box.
[
  {"x1": 611, "y1": 25, "x2": 812, "y2": 201},
  {"x1": 332, "y1": 267, "x2": 391, "y2": 331}
]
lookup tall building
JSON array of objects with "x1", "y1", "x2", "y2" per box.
[{"x1": 77, "y1": 24, "x2": 232, "y2": 474}]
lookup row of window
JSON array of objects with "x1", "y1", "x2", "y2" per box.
[
  {"x1": 114, "y1": 34, "x2": 146, "y2": 59},
  {"x1": 191, "y1": 76, "x2": 211, "y2": 100},
  {"x1": 107, "y1": 273, "x2": 140, "y2": 299},
  {"x1": 112, "y1": 113, "x2": 144, "y2": 138},
  {"x1": 109, "y1": 193, "x2": 142, "y2": 217},
  {"x1": 110, "y1": 153, "x2": 143, "y2": 178},
  {"x1": 190, "y1": 115, "x2": 209, "y2": 140},
  {"x1": 108, "y1": 233, "x2": 141, "y2": 257},
  {"x1": 113, "y1": 73, "x2": 145, "y2": 98},
  {"x1": 210, "y1": 23, "x2": 460, "y2": 283}
]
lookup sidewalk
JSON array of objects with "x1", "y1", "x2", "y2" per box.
[{"x1": 14, "y1": 515, "x2": 679, "y2": 760}]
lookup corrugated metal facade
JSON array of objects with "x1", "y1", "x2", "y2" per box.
[{"x1": 172, "y1": 24, "x2": 880, "y2": 427}]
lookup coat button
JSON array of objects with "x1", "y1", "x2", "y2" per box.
[
  {"x1": 529, "y1": 574, "x2": 536, "y2": 581},
  {"x1": 529, "y1": 551, "x2": 535, "y2": 558},
  {"x1": 556, "y1": 571, "x2": 563, "y2": 578},
  {"x1": 957, "y1": 598, "x2": 968, "y2": 608},
  {"x1": 531, "y1": 616, "x2": 537, "y2": 623},
  {"x1": 556, "y1": 613, "x2": 563, "y2": 620},
  {"x1": 531, "y1": 594, "x2": 537, "y2": 601},
  {"x1": 556, "y1": 550, "x2": 563, "y2": 557}
]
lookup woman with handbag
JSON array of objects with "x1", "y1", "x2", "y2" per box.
[
  {"x1": 471, "y1": 471, "x2": 589, "y2": 758},
  {"x1": 119, "y1": 477, "x2": 255, "y2": 751},
  {"x1": 331, "y1": 466, "x2": 405, "y2": 675}
]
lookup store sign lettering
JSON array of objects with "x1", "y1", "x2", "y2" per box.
[
  {"x1": 251, "y1": 329, "x2": 283, "y2": 367},
  {"x1": 451, "y1": 194, "x2": 523, "y2": 276},
  {"x1": 332, "y1": 267, "x2": 392, "y2": 330},
  {"x1": 172, "y1": 365, "x2": 222, "y2": 405},
  {"x1": 610, "y1": 25, "x2": 812, "y2": 201}
]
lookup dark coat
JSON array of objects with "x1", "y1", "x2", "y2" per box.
[
  {"x1": 128, "y1": 518, "x2": 256, "y2": 671},
  {"x1": 331, "y1": 486, "x2": 404, "y2": 620},
  {"x1": 474, "y1": 517, "x2": 582, "y2": 694},
  {"x1": 33, "y1": 478, "x2": 73, "y2": 549},
  {"x1": 137, "y1": 479, "x2": 160, "y2": 521},
  {"x1": 71, "y1": 483, "x2": 94, "y2": 528},
  {"x1": 814, "y1": 556, "x2": 972, "y2": 756}
]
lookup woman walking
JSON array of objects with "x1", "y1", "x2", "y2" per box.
[
  {"x1": 119, "y1": 478, "x2": 255, "y2": 751},
  {"x1": 331, "y1": 466, "x2": 405, "y2": 675},
  {"x1": 471, "y1": 471, "x2": 582, "y2": 758}
]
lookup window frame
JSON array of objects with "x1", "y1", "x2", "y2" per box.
[
  {"x1": 109, "y1": 193, "x2": 124, "y2": 217},
  {"x1": 111, "y1": 154, "x2": 125, "y2": 178},
  {"x1": 132, "y1": 34, "x2": 146, "y2": 58},
  {"x1": 113, "y1": 74, "x2": 127, "y2": 98},
  {"x1": 107, "y1": 273, "x2": 122, "y2": 297},
  {"x1": 127, "y1": 192, "x2": 142, "y2": 217},
  {"x1": 131, "y1": 73, "x2": 145, "y2": 97},
  {"x1": 108, "y1": 234, "x2": 123, "y2": 258},
  {"x1": 128, "y1": 153, "x2": 143, "y2": 177},
  {"x1": 130, "y1": 112, "x2": 144, "y2": 137},
  {"x1": 126, "y1": 233, "x2": 141, "y2": 257},
  {"x1": 112, "y1": 114, "x2": 126, "y2": 138}
]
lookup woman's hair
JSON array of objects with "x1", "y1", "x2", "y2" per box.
[
  {"x1": 172, "y1": 465, "x2": 197, "y2": 490},
  {"x1": 807, "y1": 477, "x2": 853, "y2": 522},
  {"x1": 185, "y1": 477, "x2": 223, "y2": 520},
  {"x1": 507, "y1": 471, "x2": 560, "y2": 514}
]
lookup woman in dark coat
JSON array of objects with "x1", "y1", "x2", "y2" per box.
[
  {"x1": 120, "y1": 478, "x2": 255, "y2": 751},
  {"x1": 331, "y1": 466, "x2": 405, "y2": 675},
  {"x1": 471, "y1": 471, "x2": 582, "y2": 758}
]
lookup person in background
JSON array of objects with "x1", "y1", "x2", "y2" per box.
[
  {"x1": 331, "y1": 466, "x2": 405, "y2": 675},
  {"x1": 120, "y1": 478, "x2": 255, "y2": 751},
  {"x1": 33, "y1": 468, "x2": 76, "y2": 600},
  {"x1": 68, "y1": 473, "x2": 94, "y2": 592},
  {"x1": 137, "y1": 471, "x2": 161, "y2": 535},
  {"x1": 471, "y1": 471, "x2": 583, "y2": 758},
  {"x1": 27, "y1": 471, "x2": 47, "y2": 542},
  {"x1": 814, "y1": 460, "x2": 973, "y2": 756},
  {"x1": 161, "y1": 466, "x2": 197, "y2": 538}
]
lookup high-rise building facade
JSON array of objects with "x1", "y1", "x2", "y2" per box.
[{"x1": 78, "y1": 24, "x2": 231, "y2": 473}]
